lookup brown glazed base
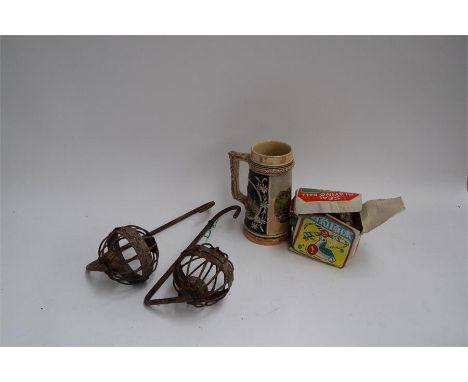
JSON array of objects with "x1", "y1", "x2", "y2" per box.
[{"x1": 243, "y1": 227, "x2": 289, "y2": 246}]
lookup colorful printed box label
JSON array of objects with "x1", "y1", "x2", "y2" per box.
[
  {"x1": 297, "y1": 188, "x2": 360, "y2": 202},
  {"x1": 291, "y1": 214, "x2": 360, "y2": 268},
  {"x1": 295, "y1": 188, "x2": 362, "y2": 214}
]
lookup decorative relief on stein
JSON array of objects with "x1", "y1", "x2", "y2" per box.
[{"x1": 244, "y1": 171, "x2": 269, "y2": 235}]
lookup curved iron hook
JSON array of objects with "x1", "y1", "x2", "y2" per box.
[{"x1": 188, "y1": 205, "x2": 241, "y2": 247}]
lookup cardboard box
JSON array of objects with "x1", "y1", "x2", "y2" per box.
[{"x1": 289, "y1": 188, "x2": 405, "y2": 268}]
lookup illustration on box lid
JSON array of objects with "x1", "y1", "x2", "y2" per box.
[
  {"x1": 290, "y1": 214, "x2": 361, "y2": 268},
  {"x1": 294, "y1": 188, "x2": 362, "y2": 215}
]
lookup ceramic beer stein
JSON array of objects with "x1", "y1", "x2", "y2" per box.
[{"x1": 229, "y1": 140, "x2": 294, "y2": 245}]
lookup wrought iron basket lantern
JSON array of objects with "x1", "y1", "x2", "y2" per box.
[
  {"x1": 144, "y1": 205, "x2": 240, "y2": 307},
  {"x1": 85, "y1": 202, "x2": 215, "y2": 285}
]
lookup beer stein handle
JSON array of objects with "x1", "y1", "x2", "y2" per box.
[{"x1": 228, "y1": 151, "x2": 250, "y2": 205}]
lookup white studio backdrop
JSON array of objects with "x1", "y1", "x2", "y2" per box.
[{"x1": 1, "y1": 36, "x2": 467, "y2": 345}]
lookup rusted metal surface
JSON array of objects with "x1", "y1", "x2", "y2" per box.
[
  {"x1": 144, "y1": 205, "x2": 240, "y2": 307},
  {"x1": 86, "y1": 201, "x2": 215, "y2": 285}
]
